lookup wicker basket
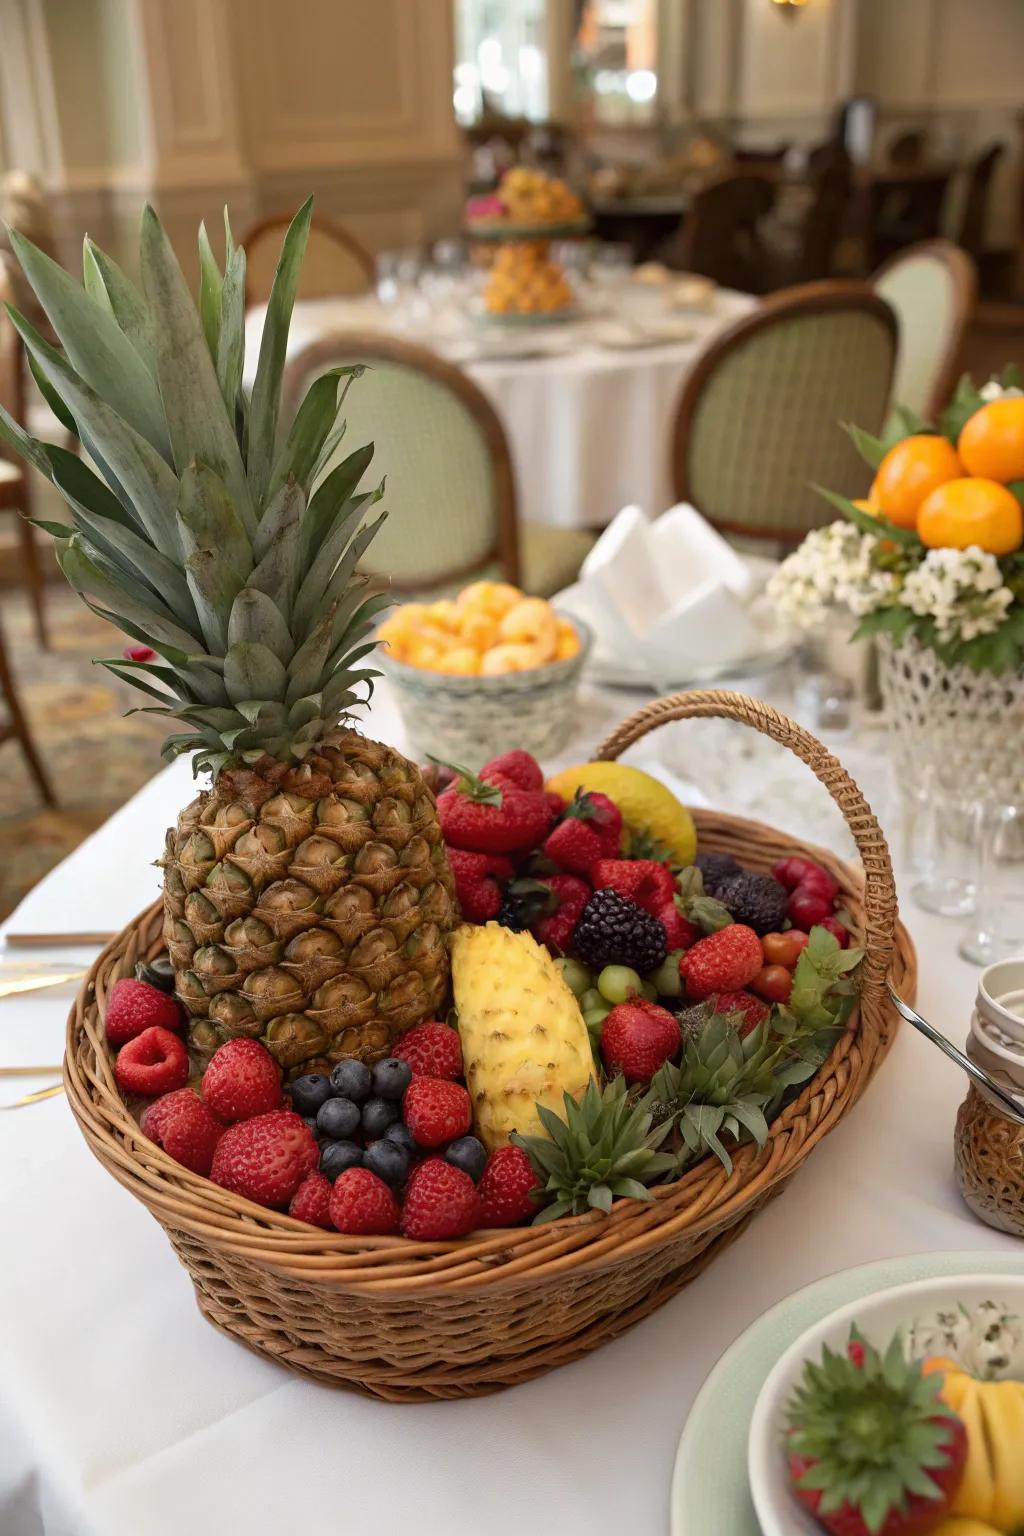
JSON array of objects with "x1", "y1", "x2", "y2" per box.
[{"x1": 65, "y1": 691, "x2": 915, "y2": 1402}]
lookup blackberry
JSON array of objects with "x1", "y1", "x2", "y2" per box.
[
  {"x1": 693, "y1": 852, "x2": 741, "y2": 895},
  {"x1": 715, "y1": 871, "x2": 788, "y2": 935},
  {"x1": 572, "y1": 889, "x2": 667, "y2": 974},
  {"x1": 497, "y1": 878, "x2": 557, "y2": 932}
]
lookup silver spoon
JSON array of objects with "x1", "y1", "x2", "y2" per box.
[{"x1": 888, "y1": 984, "x2": 1024, "y2": 1128}]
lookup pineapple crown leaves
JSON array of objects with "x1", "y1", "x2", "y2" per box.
[
  {"x1": 512, "y1": 1076, "x2": 676, "y2": 1223},
  {"x1": 787, "y1": 1327, "x2": 958, "y2": 1535},
  {"x1": 0, "y1": 199, "x2": 390, "y2": 774}
]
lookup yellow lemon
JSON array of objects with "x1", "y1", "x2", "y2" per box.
[{"x1": 545, "y1": 762, "x2": 697, "y2": 865}]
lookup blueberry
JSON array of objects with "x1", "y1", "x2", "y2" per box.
[
  {"x1": 371, "y1": 1057, "x2": 412, "y2": 1101},
  {"x1": 134, "y1": 957, "x2": 176, "y2": 994},
  {"x1": 362, "y1": 1139, "x2": 410, "y2": 1188},
  {"x1": 303, "y1": 1115, "x2": 324, "y2": 1142},
  {"x1": 316, "y1": 1097, "x2": 362, "y2": 1140},
  {"x1": 330, "y1": 1059, "x2": 372, "y2": 1103},
  {"x1": 319, "y1": 1140, "x2": 363, "y2": 1181},
  {"x1": 362, "y1": 1096, "x2": 400, "y2": 1138},
  {"x1": 383, "y1": 1121, "x2": 416, "y2": 1153},
  {"x1": 444, "y1": 1135, "x2": 487, "y2": 1182},
  {"x1": 290, "y1": 1073, "x2": 334, "y2": 1117}
]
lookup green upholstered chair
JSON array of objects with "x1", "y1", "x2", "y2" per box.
[
  {"x1": 280, "y1": 332, "x2": 595, "y2": 598},
  {"x1": 872, "y1": 240, "x2": 977, "y2": 426},
  {"x1": 670, "y1": 281, "x2": 898, "y2": 543}
]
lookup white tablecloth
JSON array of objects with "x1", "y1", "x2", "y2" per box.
[
  {"x1": 243, "y1": 289, "x2": 756, "y2": 530},
  {"x1": 1, "y1": 677, "x2": 1016, "y2": 1536}
]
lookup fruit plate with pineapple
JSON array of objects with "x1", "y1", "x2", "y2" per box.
[{"x1": 0, "y1": 198, "x2": 913, "y2": 1400}]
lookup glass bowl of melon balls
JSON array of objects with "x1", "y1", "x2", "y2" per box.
[{"x1": 377, "y1": 581, "x2": 591, "y2": 764}]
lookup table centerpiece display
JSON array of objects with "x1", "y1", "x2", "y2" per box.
[
  {"x1": 465, "y1": 168, "x2": 589, "y2": 321},
  {"x1": 0, "y1": 203, "x2": 912, "y2": 1400},
  {"x1": 768, "y1": 374, "x2": 1024, "y2": 918}
]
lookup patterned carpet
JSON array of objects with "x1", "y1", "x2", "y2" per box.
[{"x1": 0, "y1": 583, "x2": 166, "y2": 919}]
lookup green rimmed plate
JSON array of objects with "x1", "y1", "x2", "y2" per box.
[{"x1": 671, "y1": 1249, "x2": 1024, "y2": 1536}]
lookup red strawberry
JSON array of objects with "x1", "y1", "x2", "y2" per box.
[
  {"x1": 709, "y1": 990, "x2": 769, "y2": 1034},
  {"x1": 140, "y1": 1087, "x2": 224, "y2": 1174},
  {"x1": 329, "y1": 1168, "x2": 400, "y2": 1235},
  {"x1": 680, "y1": 924, "x2": 763, "y2": 1000},
  {"x1": 446, "y1": 847, "x2": 514, "y2": 923},
  {"x1": 114, "y1": 1025, "x2": 189, "y2": 1097},
  {"x1": 393, "y1": 1021, "x2": 463, "y2": 1080},
  {"x1": 534, "y1": 873, "x2": 591, "y2": 954},
  {"x1": 402, "y1": 1078, "x2": 472, "y2": 1147},
  {"x1": 657, "y1": 900, "x2": 698, "y2": 952},
  {"x1": 401, "y1": 1157, "x2": 481, "y2": 1240},
  {"x1": 437, "y1": 766, "x2": 552, "y2": 855},
  {"x1": 210, "y1": 1109, "x2": 318, "y2": 1208},
  {"x1": 478, "y1": 1144, "x2": 542, "y2": 1227},
  {"x1": 543, "y1": 815, "x2": 603, "y2": 875},
  {"x1": 480, "y1": 749, "x2": 543, "y2": 793},
  {"x1": 122, "y1": 642, "x2": 156, "y2": 662},
  {"x1": 105, "y1": 977, "x2": 183, "y2": 1046},
  {"x1": 543, "y1": 790, "x2": 566, "y2": 820},
  {"x1": 772, "y1": 855, "x2": 839, "y2": 902},
  {"x1": 591, "y1": 859, "x2": 675, "y2": 916},
  {"x1": 581, "y1": 791, "x2": 623, "y2": 858},
  {"x1": 288, "y1": 1171, "x2": 334, "y2": 1228},
  {"x1": 201, "y1": 1038, "x2": 282, "y2": 1122},
  {"x1": 819, "y1": 914, "x2": 851, "y2": 948},
  {"x1": 600, "y1": 999, "x2": 679, "y2": 1084}
]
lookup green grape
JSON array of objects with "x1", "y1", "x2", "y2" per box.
[
  {"x1": 580, "y1": 988, "x2": 605, "y2": 1013},
  {"x1": 648, "y1": 950, "x2": 684, "y2": 998},
  {"x1": 583, "y1": 1005, "x2": 610, "y2": 1033},
  {"x1": 597, "y1": 965, "x2": 643, "y2": 1004},
  {"x1": 640, "y1": 980, "x2": 658, "y2": 1002},
  {"x1": 555, "y1": 957, "x2": 592, "y2": 999}
]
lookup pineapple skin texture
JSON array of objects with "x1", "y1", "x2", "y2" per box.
[
  {"x1": 163, "y1": 728, "x2": 456, "y2": 1077},
  {"x1": 450, "y1": 922, "x2": 594, "y2": 1151}
]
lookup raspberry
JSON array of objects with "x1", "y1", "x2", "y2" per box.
[
  {"x1": 393, "y1": 1022, "x2": 463, "y2": 1080},
  {"x1": 114, "y1": 1026, "x2": 189, "y2": 1097},
  {"x1": 400, "y1": 1157, "x2": 480, "y2": 1240},
  {"x1": 105, "y1": 977, "x2": 183, "y2": 1046},
  {"x1": 402, "y1": 1078, "x2": 472, "y2": 1148},
  {"x1": 140, "y1": 1088, "x2": 224, "y2": 1175},
  {"x1": 202, "y1": 1038, "x2": 282, "y2": 1122},
  {"x1": 478, "y1": 1145, "x2": 541, "y2": 1227},
  {"x1": 328, "y1": 1168, "x2": 400, "y2": 1235}
]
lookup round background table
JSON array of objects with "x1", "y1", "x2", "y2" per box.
[{"x1": 244, "y1": 286, "x2": 756, "y2": 530}]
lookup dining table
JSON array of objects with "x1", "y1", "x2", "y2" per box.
[
  {"x1": 243, "y1": 284, "x2": 756, "y2": 532},
  {"x1": 0, "y1": 665, "x2": 1016, "y2": 1536}
]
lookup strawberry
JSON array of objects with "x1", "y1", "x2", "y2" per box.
[
  {"x1": 680, "y1": 924, "x2": 763, "y2": 1000},
  {"x1": 709, "y1": 990, "x2": 770, "y2": 1034},
  {"x1": 288, "y1": 1171, "x2": 334, "y2": 1228},
  {"x1": 446, "y1": 847, "x2": 513, "y2": 923},
  {"x1": 400, "y1": 1157, "x2": 481, "y2": 1240},
  {"x1": 787, "y1": 1327, "x2": 967, "y2": 1536},
  {"x1": 600, "y1": 999, "x2": 679, "y2": 1084},
  {"x1": 477, "y1": 1145, "x2": 541, "y2": 1227},
  {"x1": 329, "y1": 1168, "x2": 400, "y2": 1235},
  {"x1": 201, "y1": 1038, "x2": 282, "y2": 1122},
  {"x1": 122, "y1": 643, "x2": 156, "y2": 663},
  {"x1": 533, "y1": 873, "x2": 591, "y2": 954},
  {"x1": 114, "y1": 1025, "x2": 189, "y2": 1097},
  {"x1": 105, "y1": 977, "x2": 183, "y2": 1046},
  {"x1": 393, "y1": 1020, "x2": 464, "y2": 1080},
  {"x1": 656, "y1": 899, "x2": 698, "y2": 952},
  {"x1": 480, "y1": 749, "x2": 543, "y2": 793},
  {"x1": 437, "y1": 765, "x2": 552, "y2": 855},
  {"x1": 543, "y1": 815, "x2": 603, "y2": 875},
  {"x1": 591, "y1": 858, "x2": 675, "y2": 915},
  {"x1": 543, "y1": 790, "x2": 566, "y2": 820},
  {"x1": 210, "y1": 1109, "x2": 319, "y2": 1208},
  {"x1": 140, "y1": 1088, "x2": 224, "y2": 1175},
  {"x1": 403, "y1": 1077, "x2": 472, "y2": 1147}
]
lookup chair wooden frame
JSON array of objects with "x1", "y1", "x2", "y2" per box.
[
  {"x1": 280, "y1": 331, "x2": 521, "y2": 590},
  {"x1": 0, "y1": 616, "x2": 55, "y2": 805},
  {"x1": 872, "y1": 239, "x2": 977, "y2": 421},
  {"x1": 240, "y1": 214, "x2": 376, "y2": 309},
  {"x1": 670, "y1": 280, "x2": 898, "y2": 542},
  {"x1": 0, "y1": 305, "x2": 49, "y2": 649}
]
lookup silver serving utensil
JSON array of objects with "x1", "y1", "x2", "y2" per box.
[{"x1": 888, "y1": 983, "x2": 1024, "y2": 1127}]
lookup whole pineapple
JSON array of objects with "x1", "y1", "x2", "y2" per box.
[
  {"x1": 0, "y1": 200, "x2": 455, "y2": 1072},
  {"x1": 450, "y1": 922, "x2": 594, "y2": 1149}
]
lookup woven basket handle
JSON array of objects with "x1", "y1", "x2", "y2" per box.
[{"x1": 594, "y1": 689, "x2": 897, "y2": 1009}]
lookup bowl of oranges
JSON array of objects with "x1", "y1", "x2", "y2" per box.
[{"x1": 377, "y1": 582, "x2": 591, "y2": 765}]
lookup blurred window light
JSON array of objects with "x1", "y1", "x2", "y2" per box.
[{"x1": 625, "y1": 68, "x2": 656, "y2": 103}]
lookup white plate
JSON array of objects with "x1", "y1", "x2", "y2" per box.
[
  {"x1": 671, "y1": 1251, "x2": 1024, "y2": 1536},
  {"x1": 749, "y1": 1272, "x2": 1024, "y2": 1536}
]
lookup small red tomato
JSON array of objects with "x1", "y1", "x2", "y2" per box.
[
  {"x1": 818, "y1": 915, "x2": 851, "y2": 948},
  {"x1": 751, "y1": 964, "x2": 792, "y2": 1003},
  {"x1": 761, "y1": 930, "x2": 810, "y2": 970},
  {"x1": 787, "y1": 885, "x2": 833, "y2": 929}
]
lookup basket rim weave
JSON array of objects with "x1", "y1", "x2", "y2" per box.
[{"x1": 65, "y1": 690, "x2": 914, "y2": 1298}]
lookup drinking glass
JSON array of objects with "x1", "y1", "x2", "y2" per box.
[
  {"x1": 960, "y1": 804, "x2": 1024, "y2": 965},
  {"x1": 898, "y1": 765, "x2": 982, "y2": 919},
  {"x1": 589, "y1": 242, "x2": 633, "y2": 292}
]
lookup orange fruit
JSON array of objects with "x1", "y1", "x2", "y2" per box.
[
  {"x1": 870, "y1": 435, "x2": 963, "y2": 529},
  {"x1": 957, "y1": 397, "x2": 1024, "y2": 483},
  {"x1": 917, "y1": 477, "x2": 1023, "y2": 555},
  {"x1": 851, "y1": 497, "x2": 877, "y2": 516}
]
